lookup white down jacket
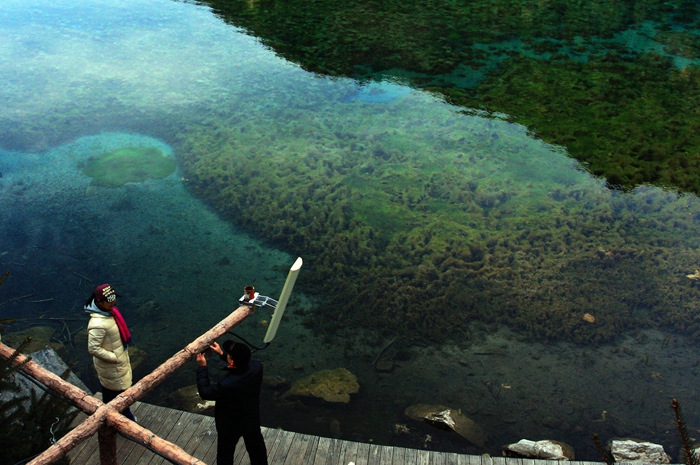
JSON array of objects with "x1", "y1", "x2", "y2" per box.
[{"x1": 87, "y1": 306, "x2": 132, "y2": 391}]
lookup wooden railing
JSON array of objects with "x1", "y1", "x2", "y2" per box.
[{"x1": 0, "y1": 305, "x2": 253, "y2": 465}]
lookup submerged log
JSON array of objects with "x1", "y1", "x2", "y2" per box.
[{"x1": 0, "y1": 269, "x2": 9, "y2": 287}]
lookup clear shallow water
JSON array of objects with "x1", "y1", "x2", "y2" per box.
[{"x1": 2, "y1": 0, "x2": 700, "y2": 461}]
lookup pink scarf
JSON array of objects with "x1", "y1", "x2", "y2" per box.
[{"x1": 110, "y1": 307, "x2": 133, "y2": 346}]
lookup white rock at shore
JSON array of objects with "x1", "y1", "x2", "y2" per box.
[
  {"x1": 503, "y1": 439, "x2": 574, "y2": 460},
  {"x1": 405, "y1": 404, "x2": 486, "y2": 447},
  {"x1": 611, "y1": 439, "x2": 671, "y2": 463}
]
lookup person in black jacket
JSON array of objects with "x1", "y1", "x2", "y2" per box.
[{"x1": 196, "y1": 340, "x2": 268, "y2": 465}]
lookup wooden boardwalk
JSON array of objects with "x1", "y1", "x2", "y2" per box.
[{"x1": 68, "y1": 402, "x2": 606, "y2": 465}]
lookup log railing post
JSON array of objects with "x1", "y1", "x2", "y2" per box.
[
  {"x1": 97, "y1": 425, "x2": 117, "y2": 465},
  {"x1": 0, "y1": 305, "x2": 253, "y2": 465}
]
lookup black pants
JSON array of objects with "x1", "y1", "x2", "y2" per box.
[
  {"x1": 101, "y1": 386, "x2": 136, "y2": 421},
  {"x1": 216, "y1": 426, "x2": 268, "y2": 465}
]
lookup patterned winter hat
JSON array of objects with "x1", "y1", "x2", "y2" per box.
[{"x1": 94, "y1": 283, "x2": 118, "y2": 303}]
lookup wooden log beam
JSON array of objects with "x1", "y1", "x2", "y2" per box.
[
  {"x1": 117, "y1": 305, "x2": 252, "y2": 407},
  {"x1": 8, "y1": 305, "x2": 253, "y2": 465},
  {"x1": 105, "y1": 410, "x2": 202, "y2": 465},
  {"x1": 0, "y1": 342, "x2": 103, "y2": 413},
  {"x1": 26, "y1": 403, "x2": 205, "y2": 465}
]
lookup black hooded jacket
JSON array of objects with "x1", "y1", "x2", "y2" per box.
[{"x1": 196, "y1": 360, "x2": 263, "y2": 432}]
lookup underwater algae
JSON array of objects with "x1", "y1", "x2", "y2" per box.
[
  {"x1": 177, "y1": 101, "x2": 700, "y2": 345},
  {"x1": 439, "y1": 53, "x2": 700, "y2": 194},
  {"x1": 654, "y1": 31, "x2": 700, "y2": 59},
  {"x1": 200, "y1": 0, "x2": 700, "y2": 197},
  {"x1": 82, "y1": 146, "x2": 176, "y2": 188}
]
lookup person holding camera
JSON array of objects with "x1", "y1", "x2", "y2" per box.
[{"x1": 196, "y1": 340, "x2": 268, "y2": 465}]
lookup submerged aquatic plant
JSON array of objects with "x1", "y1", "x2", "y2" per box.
[
  {"x1": 82, "y1": 146, "x2": 176, "y2": 188},
  {"x1": 167, "y1": 0, "x2": 700, "y2": 347},
  {"x1": 177, "y1": 100, "x2": 700, "y2": 345}
]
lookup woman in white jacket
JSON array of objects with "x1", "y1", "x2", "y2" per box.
[{"x1": 85, "y1": 283, "x2": 136, "y2": 422}]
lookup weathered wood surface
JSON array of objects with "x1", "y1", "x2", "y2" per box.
[{"x1": 67, "y1": 403, "x2": 617, "y2": 465}]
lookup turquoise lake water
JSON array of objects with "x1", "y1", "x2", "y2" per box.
[{"x1": 3, "y1": 0, "x2": 700, "y2": 461}]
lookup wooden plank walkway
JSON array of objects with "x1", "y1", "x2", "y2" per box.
[{"x1": 67, "y1": 402, "x2": 608, "y2": 465}]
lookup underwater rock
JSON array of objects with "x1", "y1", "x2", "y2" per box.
[
  {"x1": 263, "y1": 375, "x2": 289, "y2": 389},
  {"x1": 82, "y1": 146, "x2": 176, "y2": 188},
  {"x1": 329, "y1": 418, "x2": 342, "y2": 438},
  {"x1": 405, "y1": 403, "x2": 450, "y2": 421},
  {"x1": 404, "y1": 403, "x2": 486, "y2": 447},
  {"x1": 427, "y1": 409, "x2": 486, "y2": 447},
  {"x1": 503, "y1": 439, "x2": 575, "y2": 460},
  {"x1": 375, "y1": 360, "x2": 394, "y2": 372},
  {"x1": 610, "y1": 439, "x2": 670, "y2": 464},
  {"x1": 197, "y1": 400, "x2": 216, "y2": 410},
  {"x1": 167, "y1": 385, "x2": 216, "y2": 412},
  {"x1": 73, "y1": 328, "x2": 88, "y2": 346},
  {"x1": 3, "y1": 326, "x2": 66, "y2": 357},
  {"x1": 393, "y1": 423, "x2": 410, "y2": 435},
  {"x1": 282, "y1": 368, "x2": 359, "y2": 404},
  {"x1": 424, "y1": 409, "x2": 456, "y2": 430},
  {"x1": 541, "y1": 416, "x2": 563, "y2": 429},
  {"x1": 167, "y1": 384, "x2": 204, "y2": 412},
  {"x1": 137, "y1": 300, "x2": 160, "y2": 314},
  {"x1": 129, "y1": 346, "x2": 148, "y2": 371}
]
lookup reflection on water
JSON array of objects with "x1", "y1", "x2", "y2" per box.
[
  {"x1": 1, "y1": 0, "x2": 700, "y2": 461},
  {"x1": 199, "y1": 0, "x2": 700, "y2": 195}
]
